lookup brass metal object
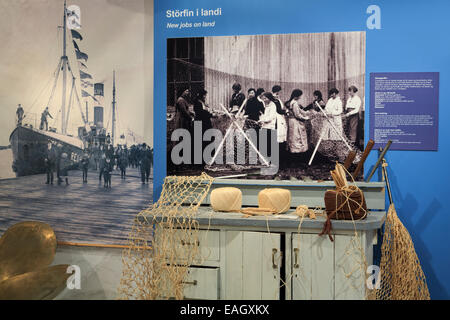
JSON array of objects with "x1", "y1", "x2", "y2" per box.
[
  {"x1": 272, "y1": 248, "x2": 278, "y2": 269},
  {"x1": 181, "y1": 280, "x2": 198, "y2": 286},
  {"x1": 0, "y1": 221, "x2": 70, "y2": 300},
  {"x1": 0, "y1": 265, "x2": 72, "y2": 300},
  {"x1": 0, "y1": 221, "x2": 57, "y2": 282},
  {"x1": 294, "y1": 248, "x2": 300, "y2": 269}
]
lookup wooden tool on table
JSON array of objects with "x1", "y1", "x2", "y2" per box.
[
  {"x1": 343, "y1": 150, "x2": 357, "y2": 170},
  {"x1": 381, "y1": 158, "x2": 393, "y2": 204},
  {"x1": 352, "y1": 139, "x2": 375, "y2": 179},
  {"x1": 365, "y1": 140, "x2": 393, "y2": 182}
]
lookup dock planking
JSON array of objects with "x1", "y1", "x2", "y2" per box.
[{"x1": 0, "y1": 168, "x2": 153, "y2": 246}]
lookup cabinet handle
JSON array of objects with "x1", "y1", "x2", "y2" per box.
[
  {"x1": 294, "y1": 248, "x2": 299, "y2": 269},
  {"x1": 181, "y1": 240, "x2": 199, "y2": 246},
  {"x1": 272, "y1": 248, "x2": 278, "y2": 269},
  {"x1": 181, "y1": 280, "x2": 198, "y2": 286}
]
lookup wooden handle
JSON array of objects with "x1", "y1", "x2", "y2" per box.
[
  {"x1": 343, "y1": 151, "x2": 356, "y2": 170},
  {"x1": 352, "y1": 140, "x2": 375, "y2": 178}
]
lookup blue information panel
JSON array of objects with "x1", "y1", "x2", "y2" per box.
[{"x1": 370, "y1": 72, "x2": 439, "y2": 151}]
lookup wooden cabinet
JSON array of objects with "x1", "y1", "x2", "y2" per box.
[
  {"x1": 289, "y1": 231, "x2": 375, "y2": 300},
  {"x1": 152, "y1": 180, "x2": 386, "y2": 300},
  {"x1": 180, "y1": 228, "x2": 377, "y2": 300},
  {"x1": 179, "y1": 229, "x2": 281, "y2": 300}
]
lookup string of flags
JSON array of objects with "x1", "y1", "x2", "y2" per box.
[{"x1": 70, "y1": 29, "x2": 96, "y2": 103}]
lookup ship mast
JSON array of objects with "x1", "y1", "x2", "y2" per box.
[
  {"x1": 112, "y1": 70, "x2": 116, "y2": 146},
  {"x1": 61, "y1": 0, "x2": 68, "y2": 135}
]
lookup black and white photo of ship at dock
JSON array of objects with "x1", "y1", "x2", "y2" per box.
[{"x1": 0, "y1": 0, "x2": 151, "y2": 246}]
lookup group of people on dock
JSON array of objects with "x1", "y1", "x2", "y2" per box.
[
  {"x1": 44, "y1": 142, "x2": 153, "y2": 188},
  {"x1": 173, "y1": 83, "x2": 362, "y2": 171}
]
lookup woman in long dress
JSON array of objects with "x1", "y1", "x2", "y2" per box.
[
  {"x1": 193, "y1": 89, "x2": 214, "y2": 169},
  {"x1": 258, "y1": 92, "x2": 278, "y2": 159},
  {"x1": 286, "y1": 89, "x2": 310, "y2": 165},
  {"x1": 344, "y1": 85, "x2": 362, "y2": 144},
  {"x1": 323, "y1": 88, "x2": 343, "y2": 141}
]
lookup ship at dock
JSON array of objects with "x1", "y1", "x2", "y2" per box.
[{"x1": 9, "y1": 1, "x2": 128, "y2": 177}]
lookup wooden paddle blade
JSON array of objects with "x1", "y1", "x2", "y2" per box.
[
  {"x1": 0, "y1": 222, "x2": 57, "y2": 282},
  {"x1": 343, "y1": 150, "x2": 357, "y2": 170},
  {"x1": 0, "y1": 265, "x2": 72, "y2": 300},
  {"x1": 352, "y1": 139, "x2": 375, "y2": 179}
]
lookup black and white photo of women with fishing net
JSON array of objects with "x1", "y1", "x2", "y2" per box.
[{"x1": 167, "y1": 31, "x2": 366, "y2": 180}]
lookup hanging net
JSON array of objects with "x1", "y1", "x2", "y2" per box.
[
  {"x1": 118, "y1": 173, "x2": 214, "y2": 300},
  {"x1": 309, "y1": 114, "x2": 362, "y2": 163},
  {"x1": 367, "y1": 203, "x2": 430, "y2": 300},
  {"x1": 205, "y1": 113, "x2": 267, "y2": 174}
]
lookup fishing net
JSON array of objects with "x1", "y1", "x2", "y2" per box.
[
  {"x1": 118, "y1": 173, "x2": 214, "y2": 300},
  {"x1": 368, "y1": 203, "x2": 430, "y2": 300},
  {"x1": 205, "y1": 113, "x2": 267, "y2": 173},
  {"x1": 309, "y1": 114, "x2": 362, "y2": 163}
]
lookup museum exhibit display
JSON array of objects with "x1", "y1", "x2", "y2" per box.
[{"x1": 1, "y1": 0, "x2": 450, "y2": 306}]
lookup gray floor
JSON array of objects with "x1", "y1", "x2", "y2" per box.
[{"x1": 0, "y1": 168, "x2": 153, "y2": 246}]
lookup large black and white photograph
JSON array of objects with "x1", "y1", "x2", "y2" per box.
[
  {"x1": 0, "y1": 0, "x2": 153, "y2": 246},
  {"x1": 167, "y1": 31, "x2": 366, "y2": 180}
]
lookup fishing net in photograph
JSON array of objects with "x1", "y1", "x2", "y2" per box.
[
  {"x1": 205, "y1": 114, "x2": 267, "y2": 173},
  {"x1": 118, "y1": 173, "x2": 214, "y2": 300},
  {"x1": 309, "y1": 114, "x2": 362, "y2": 164},
  {"x1": 167, "y1": 56, "x2": 365, "y2": 175},
  {"x1": 367, "y1": 204, "x2": 430, "y2": 300}
]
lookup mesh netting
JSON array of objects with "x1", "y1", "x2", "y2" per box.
[
  {"x1": 205, "y1": 114, "x2": 267, "y2": 173},
  {"x1": 309, "y1": 113, "x2": 362, "y2": 163},
  {"x1": 118, "y1": 173, "x2": 214, "y2": 300},
  {"x1": 367, "y1": 203, "x2": 430, "y2": 300}
]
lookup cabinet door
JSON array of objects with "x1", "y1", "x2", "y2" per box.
[
  {"x1": 291, "y1": 233, "x2": 334, "y2": 300},
  {"x1": 334, "y1": 232, "x2": 373, "y2": 300},
  {"x1": 224, "y1": 231, "x2": 281, "y2": 300}
]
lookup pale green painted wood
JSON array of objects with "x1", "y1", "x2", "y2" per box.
[
  {"x1": 284, "y1": 232, "x2": 293, "y2": 300},
  {"x1": 334, "y1": 232, "x2": 368, "y2": 300},
  {"x1": 291, "y1": 233, "x2": 313, "y2": 300},
  {"x1": 224, "y1": 231, "x2": 243, "y2": 299},
  {"x1": 183, "y1": 267, "x2": 219, "y2": 300},
  {"x1": 311, "y1": 235, "x2": 334, "y2": 299},
  {"x1": 242, "y1": 232, "x2": 263, "y2": 299},
  {"x1": 219, "y1": 230, "x2": 227, "y2": 300},
  {"x1": 261, "y1": 232, "x2": 281, "y2": 300}
]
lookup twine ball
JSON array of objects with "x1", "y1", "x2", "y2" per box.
[
  {"x1": 258, "y1": 188, "x2": 291, "y2": 214},
  {"x1": 210, "y1": 187, "x2": 242, "y2": 212}
]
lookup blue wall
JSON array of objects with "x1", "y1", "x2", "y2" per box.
[{"x1": 154, "y1": 0, "x2": 450, "y2": 299}]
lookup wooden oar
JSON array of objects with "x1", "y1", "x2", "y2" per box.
[
  {"x1": 352, "y1": 139, "x2": 375, "y2": 179},
  {"x1": 343, "y1": 150, "x2": 357, "y2": 170}
]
